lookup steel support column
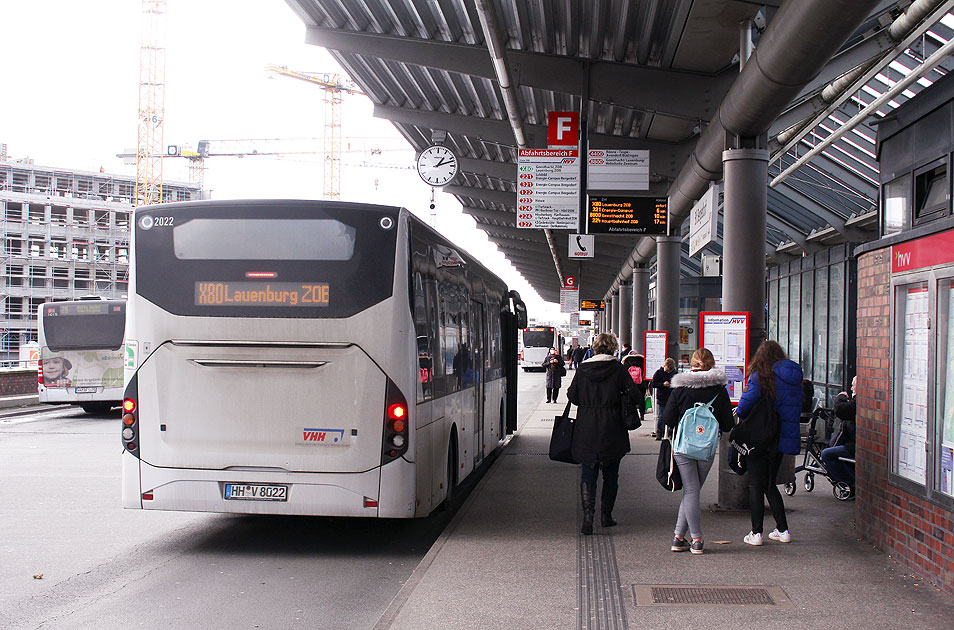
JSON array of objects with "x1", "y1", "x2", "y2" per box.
[
  {"x1": 719, "y1": 146, "x2": 769, "y2": 510},
  {"x1": 632, "y1": 265, "x2": 649, "y2": 355},
  {"x1": 618, "y1": 281, "x2": 633, "y2": 348},
  {"x1": 609, "y1": 294, "x2": 618, "y2": 337},
  {"x1": 655, "y1": 236, "x2": 681, "y2": 363}
]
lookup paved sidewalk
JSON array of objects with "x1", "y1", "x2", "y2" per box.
[
  {"x1": 0, "y1": 393, "x2": 39, "y2": 410},
  {"x1": 377, "y1": 395, "x2": 954, "y2": 629}
]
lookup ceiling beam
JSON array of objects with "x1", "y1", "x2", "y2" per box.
[
  {"x1": 308, "y1": 26, "x2": 731, "y2": 120},
  {"x1": 445, "y1": 184, "x2": 514, "y2": 207}
]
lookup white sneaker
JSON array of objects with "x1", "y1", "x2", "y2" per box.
[
  {"x1": 743, "y1": 531, "x2": 763, "y2": 546},
  {"x1": 768, "y1": 529, "x2": 792, "y2": 543}
]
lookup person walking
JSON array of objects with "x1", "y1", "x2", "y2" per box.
[
  {"x1": 572, "y1": 343, "x2": 587, "y2": 370},
  {"x1": 622, "y1": 352, "x2": 648, "y2": 424},
  {"x1": 567, "y1": 333, "x2": 642, "y2": 535},
  {"x1": 542, "y1": 347, "x2": 565, "y2": 403},
  {"x1": 736, "y1": 339, "x2": 803, "y2": 546},
  {"x1": 651, "y1": 358, "x2": 678, "y2": 440},
  {"x1": 661, "y1": 348, "x2": 734, "y2": 555}
]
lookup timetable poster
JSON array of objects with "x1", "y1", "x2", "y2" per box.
[
  {"x1": 644, "y1": 331, "x2": 668, "y2": 374},
  {"x1": 942, "y1": 282, "x2": 954, "y2": 495},
  {"x1": 899, "y1": 286, "x2": 929, "y2": 484},
  {"x1": 699, "y1": 312, "x2": 748, "y2": 405}
]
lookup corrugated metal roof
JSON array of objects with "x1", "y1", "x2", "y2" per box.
[{"x1": 285, "y1": 0, "x2": 954, "y2": 303}]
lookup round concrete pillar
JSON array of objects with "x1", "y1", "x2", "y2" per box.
[
  {"x1": 655, "y1": 236, "x2": 681, "y2": 363},
  {"x1": 618, "y1": 282, "x2": 633, "y2": 348},
  {"x1": 719, "y1": 147, "x2": 769, "y2": 511},
  {"x1": 632, "y1": 266, "x2": 649, "y2": 354}
]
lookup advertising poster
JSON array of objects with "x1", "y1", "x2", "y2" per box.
[
  {"x1": 39, "y1": 347, "x2": 124, "y2": 390},
  {"x1": 898, "y1": 286, "x2": 929, "y2": 484},
  {"x1": 644, "y1": 331, "x2": 667, "y2": 373},
  {"x1": 699, "y1": 312, "x2": 748, "y2": 404}
]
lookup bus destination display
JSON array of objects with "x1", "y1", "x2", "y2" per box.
[
  {"x1": 46, "y1": 303, "x2": 116, "y2": 317},
  {"x1": 195, "y1": 282, "x2": 330, "y2": 307},
  {"x1": 586, "y1": 196, "x2": 668, "y2": 234}
]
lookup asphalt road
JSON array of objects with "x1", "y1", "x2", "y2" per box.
[{"x1": 0, "y1": 373, "x2": 544, "y2": 630}]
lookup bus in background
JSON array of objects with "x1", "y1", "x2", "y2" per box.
[
  {"x1": 520, "y1": 325, "x2": 562, "y2": 372},
  {"x1": 122, "y1": 200, "x2": 527, "y2": 518},
  {"x1": 37, "y1": 298, "x2": 125, "y2": 414}
]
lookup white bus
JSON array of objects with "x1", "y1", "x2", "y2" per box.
[
  {"x1": 122, "y1": 200, "x2": 526, "y2": 518},
  {"x1": 37, "y1": 298, "x2": 125, "y2": 414},
  {"x1": 520, "y1": 326, "x2": 562, "y2": 372}
]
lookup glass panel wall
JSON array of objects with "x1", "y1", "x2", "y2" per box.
[
  {"x1": 766, "y1": 245, "x2": 855, "y2": 410},
  {"x1": 938, "y1": 278, "x2": 954, "y2": 497}
]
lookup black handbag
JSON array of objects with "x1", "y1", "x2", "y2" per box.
[
  {"x1": 548, "y1": 401, "x2": 577, "y2": 464},
  {"x1": 621, "y1": 392, "x2": 642, "y2": 430},
  {"x1": 655, "y1": 427, "x2": 682, "y2": 491},
  {"x1": 728, "y1": 395, "x2": 779, "y2": 454}
]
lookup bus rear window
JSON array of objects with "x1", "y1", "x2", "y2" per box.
[
  {"x1": 134, "y1": 201, "x2": 398, "y2": 318},
  {"x1": 42, "y1": 302, "x2": 125, "y2": 351},
  {"x1": 174, "y1": 219, "x2": 355, "y2": 260},
  {"x1": 523, "y1": 329, "x2": 555, "y2": 347}
]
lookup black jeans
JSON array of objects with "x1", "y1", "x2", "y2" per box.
[
  {"x1": 580, "y1": 459, "x2": 621, "y2": 489},
  {"x1": 546, "y1": 388, "x2": 560, "y2": 402},
  {"x1": 746, "y1": 450, "x2": 788, "y2": 534}
]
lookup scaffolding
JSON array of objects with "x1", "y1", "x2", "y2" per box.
[{"x1": 0, "y1": 161, "x2": 199, "y2": 363}]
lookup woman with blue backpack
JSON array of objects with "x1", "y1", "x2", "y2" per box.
[
  {"x1": 661, "y1": 348, "x2": 734, "y2": 555},
  {"x1": 736, "y1": 339, "x2": 803, "y2": 546}
]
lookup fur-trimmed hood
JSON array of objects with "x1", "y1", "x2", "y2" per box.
[{"x1": 670, "y1": 368, "x2": 727, "y2": 389}]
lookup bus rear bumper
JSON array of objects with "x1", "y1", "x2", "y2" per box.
[{"x1": 124, "y1": 454, "x2": 410, "y2": 517}]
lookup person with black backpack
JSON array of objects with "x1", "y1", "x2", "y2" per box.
[
  {"x1": 661, "y1": 348, "x2": 734, "y2": 555},
  {"x1": 736, "y1": 340, "x2": 803, "y2": 546}
]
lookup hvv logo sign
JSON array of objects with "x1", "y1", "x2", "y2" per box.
[{"x1": 892, "y1": 231, "x2": 954, "y2": 273}]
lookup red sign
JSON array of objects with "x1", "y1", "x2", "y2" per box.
[
  {"x1": 548, "y1": 112, "x2": 579, "y2": 147},
  {"x1": 564, "y1": 275, "x2": 576, "y2": 287},
  {"x1": 892, "y1": 229, "x2": 954, "y2": 273}
]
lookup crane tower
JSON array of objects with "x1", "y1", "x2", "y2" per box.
[
  {"x1": 265, "y1": 66, "x2": 363, "y2": 200},
  {"x1": 136, "y1": 0, "x2": 167, "y2": 207}
]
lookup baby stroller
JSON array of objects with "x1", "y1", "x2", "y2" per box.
[{"x1": 785, "y1": 406, "x2": 854, "y2": 501}]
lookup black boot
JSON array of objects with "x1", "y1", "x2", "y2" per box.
[
  {"x1": 601, "y1": 485, "x2": 618, "y2": 527},
  {"x1": 581, "y1": 482, "x2": 596, "y2": 535}
]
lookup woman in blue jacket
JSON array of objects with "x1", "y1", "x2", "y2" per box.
[{"x1": 736, "y1": 340, "x2": 803, "y2": 546}]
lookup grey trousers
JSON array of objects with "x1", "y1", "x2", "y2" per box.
[{"x1": 673, "y1": 453, "x2": 714, "y2": 540}]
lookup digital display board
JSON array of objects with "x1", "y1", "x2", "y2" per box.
[
  {"x1": 586, "y1": 196, "x2": 668, "y2": 234},
  {"x1": 580, "y1": 299, "x2": 605, "y2": 311},
  {"x1": 578, "y1": 319, "x2": 592, "y2": 326},
  {"x1": 195, "y1": 282, "x2": 329, "y2": 307},
  {"x1": 46, "y1": 303, "x2": 117, "y2": 317}
]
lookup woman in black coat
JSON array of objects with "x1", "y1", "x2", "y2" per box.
[
  {"x1": 651, "y1": 358, "x2": 678, "y2": 440},
  {"x1": 567, "y1": 333, "x2": 641, "y2": 535},
  {"x1": 542, "y1": 347, "x2": 565, "y2": 403}
]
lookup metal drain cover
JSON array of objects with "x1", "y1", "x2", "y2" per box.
[{"x1": 632, "y1": 585, "x2": 794, "y2": 608}]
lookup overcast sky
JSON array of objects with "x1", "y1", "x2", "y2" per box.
[{"x1": 0, "y1": 0, "x2": 565, "y2": 322}]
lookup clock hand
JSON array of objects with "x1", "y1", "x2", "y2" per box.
[{"x1": 433, "y1": 158, "x2": 450, "y2": 167}]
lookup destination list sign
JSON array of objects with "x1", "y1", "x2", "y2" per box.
[
  {"x1": 587, "y1": 196, "x2": 668, "y2": 235},
  {"x1": 517, "y1": 149, "x2": 580, "y2": 230}
]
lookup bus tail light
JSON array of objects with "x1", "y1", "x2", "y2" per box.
[
  {"x1": 519, "y1": 350, "x2": 524, "y2": 362},
  {"x1": 363, "y1": 497, "x2": 378, "y2": 508},
  {"x1": 122, "y1": 374, "x2": 140, "y2": 459},
  {"x1": 37, "y1": 359, "x2": 43, "y2": 385},
  {"x1": 381, "y1": 378, "x2": 409, "y2": 465}
]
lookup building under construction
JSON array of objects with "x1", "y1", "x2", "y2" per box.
[{"x1": 0, "y1": 153, "x2": 199, "y2": 363}]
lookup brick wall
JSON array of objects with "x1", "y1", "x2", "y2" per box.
[
  {"x1": 0, "y1": 370, "x2": 38, "y2": 396},
  {"x1": 856, "y1": 247, "x2": 954, "y2": 595}
]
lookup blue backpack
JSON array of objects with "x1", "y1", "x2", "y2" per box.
[{"x1": 673, "y1": 395, "x2": 721, "y2": 461}]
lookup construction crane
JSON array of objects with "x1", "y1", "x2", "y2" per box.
[
  {"x1": 136, "y1": 0, "x2": 167, "y2": 207},
  {"x1": 117, "y1": 138, "x2": 410, "y2": 191},
  {"x1": 265, "y1": 66, "x2": 364, "y2": 200}
]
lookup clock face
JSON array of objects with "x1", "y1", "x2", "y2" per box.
[{"x1": 416, "y1": 145, "x2": 459, "y2": 187}]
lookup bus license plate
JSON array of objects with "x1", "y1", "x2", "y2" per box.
[
  {"x1": 75, "y1": 387, "x2": 97, "y2": 394},
  {"x1": 224, "y1": 483, "x2": 288, "y2": 502}
]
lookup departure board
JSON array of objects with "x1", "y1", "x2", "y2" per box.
[
  {"x1": 580, "y1": 299, "x2": 605, "y2": 311},
  {"x1": 586, "y1": 196, "x2": 668, "y2": 234}
]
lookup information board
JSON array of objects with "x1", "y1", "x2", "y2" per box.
[
  {"x1": 517, "y1": 149, "x2": 580, "y2": 229},
  {"x1": 587, "y1": 196, "x2": 668, "y2": 234},
  {"x1": 699, "y1": 312, "x2": 749, "y2": 404},
  {"x1": 689, "y1": 183, "x2": 718, "y2": 257},
  {"x1": 943, "y1": 281, "x2": 954, "y2": 496},
  {"x1": 560, "y1": 286, "x2": 580, "y2": 313},
  {"x1": 580, "y1": 299, "x2": 605, "y2": 311},
  {"x1": 899, "y1": 285, "x2": 929, "y2": 484},
  {"x1": 644, "y1": 331, "x2": 668, "y2": 374},
  {"x1": 586, "y1": 149, "x2": 649, "y2": 191}
]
